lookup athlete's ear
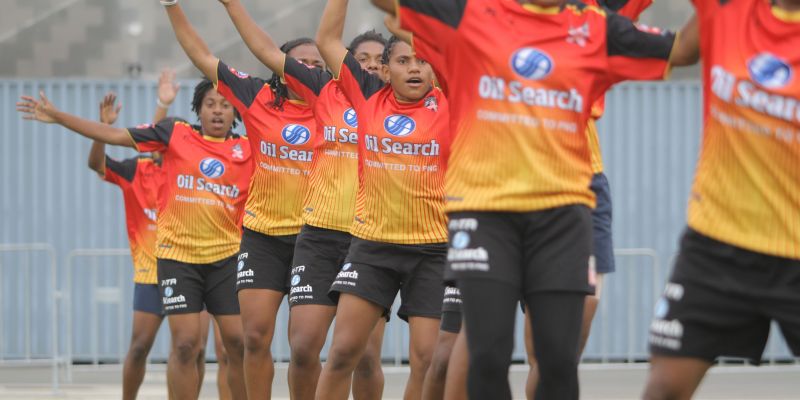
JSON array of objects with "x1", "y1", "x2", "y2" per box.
[{"x1": 381, "y1": 64, "x2": 391, "y2": 83}]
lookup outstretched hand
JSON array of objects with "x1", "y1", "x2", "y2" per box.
[
  {"x1": 99, "y1": 92, "x2": 122, "y2": 125},
  {"x1": 16, "y1": 91, "x2": 59, "y2": 124},
  {"x1": 158, "y1": 68, "x2": 180, "y2": 107},
  {"x1": 384, "y1": 14, "x2": 412, "y2": 44}
]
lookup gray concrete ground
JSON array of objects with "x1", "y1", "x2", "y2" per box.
[{"x1": 0, "y1": 363, "x2": 798, "y2": 399}]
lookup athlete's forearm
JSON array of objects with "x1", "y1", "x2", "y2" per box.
[
  {"x1": 87, "y1": 141, "x2": 106, "y2": 174},
  {"x1": 670, "y1": 14, "x2": 700, "y2": 67},
  {"x1": 316, "y1": 0, "x2": 350, "y2": 77},
  {"x1": 52, "y1": 110, "x2": 135, "y2": 148},
  {"x1": 164, "y1": 3, "x2": 220, "y2": 82},
  {"x1": 371, "y1": 0, "x2": 396, "y2": 15},
  {"x1": 222, "y1": 0, "x2": 285, "y2": 75}
]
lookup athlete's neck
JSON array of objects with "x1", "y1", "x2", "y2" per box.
[{"x1": 774, "y1": 0, "x2": 800, "y2": 12}]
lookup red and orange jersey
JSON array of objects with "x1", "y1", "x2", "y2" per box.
[
  {"x1": 336, "y1": 52, "x2": 450, "y2": 244},
  {"x1": 281, "y1": 57, "x2": 360, "y2": 232},
  {"x1": 216, "y1": 61, "x2": 317, "y2": 236},
  {"x1": 127, "y1": 118, "x2": 253, "y2": 264},
  {"x1": 399, "y1": 0, "x2": 674, "y2": 213},
  {"x1": 585, "y1": 0, "x2": 654, "y2": 173},
  {"x1": 102, "y1": 156, "x2": 163, "y2": 284},
  {"x1": 688, "y1": 0, "x2": 800, "y2": 259}
]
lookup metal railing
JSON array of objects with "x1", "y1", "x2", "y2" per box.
[
  {"x1": 0, "y1": 243, "x2": 61, "y2": 393},
  {"x1": 64, "y1": 248, "x2": 132, "y2": 382}
]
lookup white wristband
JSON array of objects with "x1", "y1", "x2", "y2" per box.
[
  {"x1": 157, "y1": 99, "x2": 171, "y2": 108},
  {"x1": 160, "y1": 0, "x2": 178, "y2": 6}
]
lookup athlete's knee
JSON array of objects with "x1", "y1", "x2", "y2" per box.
[
  {"x1": 642, "y1": 373, "x2": 688, "y2": 400},
  {"x1": 354, "y1": 350, "x2": 382, "y2": 379},
  {"x1": 289, "y1": 335, "x2": 323, "y2": 368},
  {"x1": 469, "y1": 346, "x2": 509, "y2": 380},
  {"x1": 242, "y1": 327, "x2": 268, "y2": 354},
  {"x1": 537, "y1": 350, "x2": 578, "y2": 381},
  {"x1": 172, "y1": 339, "x2": 201, "y2": 365},
  {"x1": 410, "y1": 346, "x2": 434, "y2": 376},
  {"x1": 222, "y1": 333, "x2": 245, "y2": 359},
  {"x1": 327, "y1": 340, "x2": 364, "y2": 372},
  {"x1": 427, "y1": 348, "x2": 451, "y2": 381},
  {"x1": 127, "y1": 339, "x2": 152, "y2": 364}
]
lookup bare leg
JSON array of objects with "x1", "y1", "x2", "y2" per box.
[
  {"x1": 442, "y1": 328, "x2": 468, "y2": 400},
  {"x1": 287, "y1": 304, "x2": 336, "y2": 400},
  {"x1": 238, "y1": 289, "x2": 284, "y2": 400},
  {"x1": 404, "y1": 317, "x2": 439, "y2": 400},
  {"x1": 642, "y1": 355, "x2": 712, "y2": 400},
  {"x1": 315, "y1": 294, "x2": 383, "y2": 400},
  {"x1": 352, "y1": 317, "x2": 386, "y2": 400},
  {"x1": 122, "y1": 311, "x2": 163, "y2": 400},
  {"x1": 197, "y1": 310, "x2": 210, "y2": 395},
  {"x1": 166, "y1": 313, "x2": 204, "y2": 400},
  {"x1": 213, "y1": 319, "x2": 232, "y2": 400},
  {"x1": 421, "y1": 329, "x2": 458, "y2": 400},
  {"x1": 214, "y1": 314, "x2": 247, "y2": 400}
]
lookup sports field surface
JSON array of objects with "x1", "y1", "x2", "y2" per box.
[{"x1": 0, "y1": 363, "x2": 797, "y2": 399}]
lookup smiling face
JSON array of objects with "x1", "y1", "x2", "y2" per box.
[
  {"x1": 197, "y1": 89, "x2": 236, "y2": 138},
  {"x1": 382, "y1": 41, "x2": 434, "y2": 103}
]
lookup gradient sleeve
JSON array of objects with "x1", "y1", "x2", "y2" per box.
[
  {"x1": 127, "y1": 117, "x2": 179, "y2": 153},
  {"x1": 335, "y1": 52, "x2": 385, "y2": 108},
  {"x1": 283, "y1": 56, "x2": 332, "y2": 108},
  {"x1": 398, "y1": 0, "x2": 467, "y2": 53},
  {"x1": 216, "y1": 60, "x2": 269, "y2": 115},
  {"x1": 103, "y1": 156, "x2": 137, "y2": 186},
  {"x1": 603, "y1": 13, "x2": 675, "y2": 85}
]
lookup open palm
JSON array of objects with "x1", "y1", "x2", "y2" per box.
[{"x1": 16, "y1": 91, "x2": 58, "y2": 124}]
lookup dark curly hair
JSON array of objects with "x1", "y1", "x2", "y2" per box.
[
  {"x1": 381, "y1": 35, "x2": 403, "y2": 65},
  {"x1": 348, "y1": 29, "x2": 387, "y2": 55},
  {"x1": 191, "y1": 78, "x2": 240, "y2": 129},
  {"x1": 268, "y1": 37, "x2": 316, "y2": 110}
]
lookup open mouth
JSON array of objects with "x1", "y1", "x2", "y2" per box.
[
  {"x1": 406, "y1": 77, "x2": 424, "y2": 88},
  {"x1": 210, "y1": 117, "x2": 225, "y2": 129}
]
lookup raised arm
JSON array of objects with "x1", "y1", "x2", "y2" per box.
[
  {"x1": 316, "y1": 0, "x2": 349, "y2": 78},
  {"x1": 218, "y1": 0, "x2": 286, "y2": 75},
  {"x1": 669, "y1": 14, "x2": 700, "y2": 67},
  {"x1": 154, "y1": 68, "x2": 179, "y2": 123},
  {"x1": 371, "y1": 0, "x2": 396, "y2": 15},
  {"x1": 17, "y1": 91, "x2": 135, "y2": 148},
  {"x1": 162, "y1": 2, "x2": 219, "y2": 82},
  {"x1": 384, "y1": 14, "x2": 412, "y2": 45},
  {"x1": 88, "y1": 93, "x2": 123, "y2": 174}
]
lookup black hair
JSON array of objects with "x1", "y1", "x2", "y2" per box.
[
  {"x1": 348, "y1": 29, "x2": 387, "y2": 55},
  {"x1": 191, "y1": 78, "x2": 240, "y2": 129},
  {"x1": 268, "y1": 37, "x2": 316, "y2": 110},
  {"x1": 381, "y1": 35, "x2": 402, "y2": 65}
]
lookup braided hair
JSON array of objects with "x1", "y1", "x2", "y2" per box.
[
  {"x1": 381, "y1": 35, "x2": 402, "y2": 65},
  {"x1": 268, "y1": 37, "x2": 316, "y2": 110},
  {"x1": 348, "y1": 29, "x2": 387, "y2": 54},
  {"x1": 191, "y1": 78, "x2": 239, "y2": 128}
]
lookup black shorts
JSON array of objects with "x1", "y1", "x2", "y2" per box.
[
  {"x1": 440, "y1": 286, "x2": 463, "y2": 333},
  {"x1": 590, "y1": 173, "x2": 615, "y2": 274},
  {"x1": 288, "y1": 225, "x2": 352, "y2": 307},
  {"x1": 157, "y1": 256, "x2": 239, "y2": 315},
  {"x1": 329, "y1": 237, "x2": 447, "y2": 321},
  {"x1": 133, "y1": 283, "x2": 164, "y2": 316},
  {"x1": 649, "y1": 228, "x2": 800, "y2": 363},
  {"x1": 445, "y1": 205, "x2": 594, "y2": 295},
  {"x1": 236, "y1": 228, "x2": 297, "y2": 293}
]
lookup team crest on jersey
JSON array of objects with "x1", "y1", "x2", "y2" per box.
[
  {"x1": 343, "y1": 108, "x2": 358, "y2": 128},
  {"x1": 143, "y1": 208, "x2": 157, "y2": 221},
  {"x1": 231, "y1": 144, "x2": 244, "y2": 159},
  {"x1": 199, "y1": 158, "x2": 225, "y2": 178},
  {"x1": 384, "y1": 114, "x2": 416, "y2": 137},
  {"x1": 510, "y1": 48, "x2": 553, "y2": 81},
  {"x1": 424, "y1": 96, "x2": 439, "y2": 112},
  {"x1": 229, "y1": 66, "x2": 249, "y2": 79},
  {"x1": 566, "y1": 23, "x2": 590, "y2": 47},
  {"x1": 748, "y1": 53, "x2": 793, "y2": 89},
  {"x1": 281, "y1": 124, "x2": 312, "y2": 145}
]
